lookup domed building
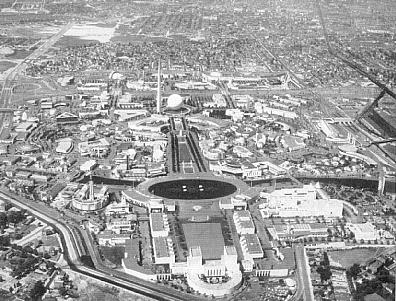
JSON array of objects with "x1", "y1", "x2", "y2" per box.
[{"x1": 166, "y1": 94, "x2": 184, "y2": 110}]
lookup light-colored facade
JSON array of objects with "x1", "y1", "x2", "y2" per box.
[
  {"x1": 240, "y1": 234, "x2": 264, "y2": 259},
  {"x1": 153, "y1": 236, "x2": 175, "y2": 265},
  {"x1": 98, "y1": 231, "x2": 131, "y2": 246},
  {"x1": 259, "y1": 184, "x2": 343, "y2": 218},
  {"x1": 71, "y1": 182, "x2": 108, "y2": 212},
  {"x1": 233, "y1": 210, "x2": 255, "y2": 235},
  {"x1": 106, "y1": 215, "x2": 135, "y2": 234},
  {"x1": 78, "y1": 138, "x2": 110, "y2": 158},
  {"x1": 105, "y1": 197, "x2": 130, "y2": 216},
  {"x1": 267, "y1": 223, "x2": 329, "y2": 241},
  {"x1": 185, "y1": 246, "x2": 242, "y2": 297},
  {"x1": 149, "y1": 213, "x2": 170, "y2": 238},
  {"x1": 347, "y1": 222, "x2": 380, "y2": 241}
]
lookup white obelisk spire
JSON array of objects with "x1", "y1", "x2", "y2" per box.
[{"x1": 156, "y1": 59, "x2": 161, "y2": 114}]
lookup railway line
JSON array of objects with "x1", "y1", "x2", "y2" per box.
[
  {"x1": 68, "y1": 224, "x2": 87, "y2": 258},
  {"x1": 0, "y1": 189, "x2": 201, "y2": 301}
]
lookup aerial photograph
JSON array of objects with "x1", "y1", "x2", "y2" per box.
[{"x1": 0, "y1": 0, "x2": 395, "y2": 300}]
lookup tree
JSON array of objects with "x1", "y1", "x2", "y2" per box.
[
  {"x1": 30, "y1": 280, "x2": 46, "y2": 300},
  {"x1": 348, "y1": 263, "x2": 361, "y2": 279},
  {"x1": 0, "y1": 212, "x2": 7, "y2": 228},
  {"x1": 0, "y1": 236, "x2": 10, "y2": 247},
  {"x1": 7, "y1": 211, "x2": 25, "y2": 225},
  {"x1": 317, "y1": 266, "x2": 332, "y2": 282}
]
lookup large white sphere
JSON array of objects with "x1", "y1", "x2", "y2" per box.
[{"x1": 167, "y1": 94, "x2": 183, "y2": 110}]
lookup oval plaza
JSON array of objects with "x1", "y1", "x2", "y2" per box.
[{"x1": 122, "y1": 172, "x2": 252, "y2": 297}]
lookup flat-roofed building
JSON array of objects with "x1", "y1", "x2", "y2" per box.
[
  {"x1": 267, "y1": 223, "x2": 329, "y2": 241},
  {"x1": 347, "y1": 222, "x2": 380, "y2": 241},
  {"x1": 183, "y1": 223, "x2": 225, "y2": 260},
  {"x1": 240, "y1": 234, "x2": 264, "y2": 259},
  {"x1": 233, "y1": 210, "x2": 255, "y2": 235},
  {"x1": 97, "y1": 230, "x2": 131, "y2": 246},
  {"x1": 105, "y1": 197, "x2": 130, "y2": 216},
  {"x1": 80, "y1": 159, "x2": 97, "y2": 171},
  {"x1": 107, "y1": 215, "x2": 136, "y2": 234},
  {"x1": 185, "y1": 244, "x2": 242, "y2": 297},
  {"x1": 150, "y1": 213, "x2": 169, "y2": 237},
  {"x1": 260, "y1": 184, "x2": 343, "y2": 218},
  {"x1": 219, "y1": 195, "x2": 248, "y2": 210},
  {"x1": 78, "y1": 138, "x2": 110, "y2": 158},
  {"x1": 153, "y1": 236, "x2": 175, "y2": 265}
]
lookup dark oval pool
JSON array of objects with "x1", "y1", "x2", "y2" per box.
[{"x1": 148, "y1": 179, "x2": 237, "y2": 199}]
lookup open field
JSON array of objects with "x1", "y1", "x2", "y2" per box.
[
  {"x1": 63, "y1": 23, "x2": 117, "y2": 43},
  {"x1": 100, "y1": 246, "x2": 125, "y2": 267},
  {"x1": 5, "y1": 49, "x2": 32, "y2": 60},
  {"x1": 13, "y1": 83, "x2": 41, "y2": 93},
  {"x1": 328, "y1": 247, "x2": 385, "y2": 268},
  {"x1": 0, "y1": 61, "x2": 17, "y2": 73},
  {"x1": 55, "y1": 35, "x2": 99, "y2": 47}
]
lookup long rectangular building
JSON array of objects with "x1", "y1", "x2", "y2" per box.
[
  {"x1": 153, "y1": 237, "x2": 175, "y2": 264},
  {"x1": 240, "y1": 234, "x2": 264, "y2": 259},
  {"x1": 150, "y1": 213, "x2": 169, "y2": 237}
]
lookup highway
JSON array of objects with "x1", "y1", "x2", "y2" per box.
[
  {"x1": 315, "y1": 0, "x2": 395, "y2": 100},
  {"x1": 0, "y1": 189, "x2": 204, "y2": 301},
  {"x1": 293, "y1": 245, "x2": 314, "y2": 301},
  {"x1": 0, "y1": 23, "x2": 73, "y2": 135}
]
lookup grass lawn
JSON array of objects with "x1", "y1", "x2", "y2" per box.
[
  {"x1": 13, "y1": 83, "x2": 41, "y2": 93},
  {"x1": 100, "y1": 246, "x2": 125, "y2": 266},
  {"x1": 5, "y1": 49, "x2": 32, "y2": 60},
  {"x1": 0, "y1": 61, "x2": 17, "y2": 73},
  {"x1": 55, "y1": 36, "x2": 98, "y2": 48},
  {"x1": 328, "y1": 247, "x2": 384, "y2": 268}
]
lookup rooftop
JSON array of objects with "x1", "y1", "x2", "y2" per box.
[
  {"x1": 153, "y1": 237, "x2": 170, "y2": 259},
  {"x1": 150, "y1": 213, "x2": 165, "y2": 232},
  {"x1": 183, "y1": 223, "x2": 225, "y2": 260},
  {"x1": 241, "y1": 234, "x2": 263, "y2": 255}
]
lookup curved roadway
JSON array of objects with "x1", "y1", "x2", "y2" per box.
[{"x1": 0, "y1": 189, "x2": 204, "y2": 301}]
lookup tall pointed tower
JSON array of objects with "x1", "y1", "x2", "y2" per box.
[
  {"x1": 156, "y1": 59, "x2": 161, "y2": 114},
  {"x1": 89, "y1": 174, "x2": 94, "y2": 202}
]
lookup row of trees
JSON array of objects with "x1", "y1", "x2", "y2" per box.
[{"x1": 0, "y1": 209, "x2": 27, "y2": 228}]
